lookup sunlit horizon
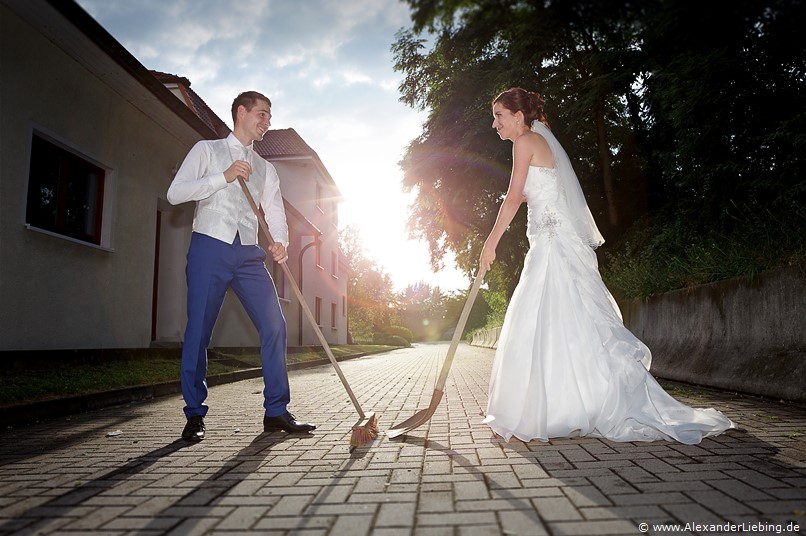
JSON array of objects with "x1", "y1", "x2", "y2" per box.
[
  {"x1": 338, "y1": 194, "x2": 471, "y2": 295},
  {"x1": 309, "y1": 111, "x2": 471, "y2": 295}
]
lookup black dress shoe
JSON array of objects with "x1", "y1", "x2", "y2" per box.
[
  {"x1": 263, "y1": 412, "x2": 316, "y2": 433},
  {"x1": 182, "y1": 415, "x2": 206, "y2": 441}
]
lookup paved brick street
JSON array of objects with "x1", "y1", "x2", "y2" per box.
[{"x1": 0, "y1": 343, "x2": 804, "y2": 535}]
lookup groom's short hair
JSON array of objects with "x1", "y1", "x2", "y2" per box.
[{"x1": 231, "y1": 91, "x2": 272, "y2": 124}]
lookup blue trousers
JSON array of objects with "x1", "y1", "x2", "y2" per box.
[{"x1": 181, "y1": 232, "x2": 289, "y2": 419}]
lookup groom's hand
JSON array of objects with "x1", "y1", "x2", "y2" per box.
[
  {"x1": 224, "y1": 160, "x2": 253, "y2": 183},
  {"x1": 269, "y1": 242, "x2": 289, "y2": 264}
]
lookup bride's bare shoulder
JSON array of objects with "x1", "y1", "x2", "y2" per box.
[{"x1": 515, "y1": 131, "x2": 552, "y2": 167}]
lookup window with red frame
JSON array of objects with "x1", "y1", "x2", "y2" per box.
[{"x1": 27, "y1": 135, "x2": 105, "y2": 245}]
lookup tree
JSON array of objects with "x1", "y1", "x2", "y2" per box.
[
  {"x1": 397, "y1": 282, "x2": 447, "y2": 340},
  {"x1": 443, "y1": 285, "x2": 490, "y2": 339},
  {"x1": 641, "y1": 0, "x2": 806, "y2": 220},
  {"x1": 340, "y1": 225, "x2": 398, "y2": 342},
  {"x1": 395, "y1": 0, "x2": 806, "y2": 300},
  {"x1": 394, "y1": 0, "x2": 652, "y2": 295}
]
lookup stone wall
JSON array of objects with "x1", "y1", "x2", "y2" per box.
[{"x1": 470, "y1": 266, "x2": 806, "y2": 403}]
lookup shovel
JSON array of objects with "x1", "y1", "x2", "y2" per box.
[{"x1": 387, "y1": 268, "x2": 486, "y2": 438}]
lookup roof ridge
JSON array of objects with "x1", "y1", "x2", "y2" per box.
[
  {"x1": 254, "y1": 128, "x2": 318, "y2": 158},
  {"x1": 150, "y1": 70, "x2": 229, "y2": 136}
]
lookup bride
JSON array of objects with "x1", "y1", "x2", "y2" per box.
[{"x1": 479, "y1": 87, "x2": 736, "y2": 444}]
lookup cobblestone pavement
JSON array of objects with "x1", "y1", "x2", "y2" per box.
[{"x1": 0, "y1": 343, "x2": 804, "y2": 535}]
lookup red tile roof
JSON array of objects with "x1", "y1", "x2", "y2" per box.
[
  {"x1": 150, "y1": 71, "x2": 341, "y2": 198},
  {"x1": 254, "y1": 128, "x2": 317, "y2": 159},
  {"x1": 150, "y1": 71, "x2": 228, "y2": 137},
  {"x1": 256, "y1": 130, "x2": 342, "y2": 199}
]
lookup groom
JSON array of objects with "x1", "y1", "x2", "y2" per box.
[{"x1": 167, "y1": 90, "x2": 316, "y2": 441}]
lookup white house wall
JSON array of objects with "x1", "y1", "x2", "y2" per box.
[
  {"x1": 271, "y1": 160, "x2": 348, "y2": 346},
  {"x1": 0, "y1": 1, "x2": 348, "y2": 352},
  {"x1": 0, "y1": 2, "x2": 198, "y2": 350}
]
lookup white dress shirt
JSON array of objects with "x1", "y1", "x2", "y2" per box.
[{"x1": 167, "y1": 133, "x2": 289, "y2": 247}]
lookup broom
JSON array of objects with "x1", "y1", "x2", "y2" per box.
[{"x1": 236, "y1": 177, "x2": 378, "y2": 450}]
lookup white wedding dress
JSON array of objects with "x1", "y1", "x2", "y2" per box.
[{"x1": 483, "y1": 162, "x2": 737, "y2": 444}]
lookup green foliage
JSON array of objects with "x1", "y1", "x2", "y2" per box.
[
  {"x1": 641, "y1": 1, "x2": 806, "y2": 216},
  {"x1": 1, "y1": 355, "x2": 200, "y2": 406},
  {"x1": 398, "y1": 282, "x2": 450, "y2": 341},
  {"x1": 340, "y1": 225, "x2": 399, "y2": 342},
  {"x1": 371, "y1": 333, "x2": 412, "y2": 347},
  {"x1": 1, "y1": 345, "x2": 404, "y2": 407},
  {"x1": 601, "y1": 198, "x2": 806, "y2": 300},
  {"x1": 393, "y1": 0, "x2": 659, "y2": 295},
  {"x1": 481, "y1": 287, "x2": 509, "y2": 327},
  {"x1": 395, "y1": 0, "x2": 806, "y2": 303},
  {"x1": 439, "y1": 284, "x2": 490, "y2": 342},
  {"x1": 348, "y1": 323, "x2": 373, "y2": 346},
  {"x1": 376, "y1": 325, "x2": 415, "y2": 344}
]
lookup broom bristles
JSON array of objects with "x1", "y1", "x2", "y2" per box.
[{"x1": 350, "y1": 413, "x2": 379, "y2": 448}]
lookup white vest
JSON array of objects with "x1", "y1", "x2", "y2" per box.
[
  {"x1": 168, "y1": 135, "x2": 288, "y2": 246},
  {"x1": 191, "y1": 140, "x2": 274, "y2": 245}
]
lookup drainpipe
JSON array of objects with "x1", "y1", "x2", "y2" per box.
[{"x1": 297, "y1": 238, "x2": 317, "y2": 346}]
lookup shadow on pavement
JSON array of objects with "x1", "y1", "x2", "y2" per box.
[
  {"x1": 135, "y1": 431, "x2": 292, "y2": 533},
  {"x1": 392, "y1": 426, "x2": 805, "y2": 532},
  {"x1": 0, "y1": 406, "x2": 157, "y2": 468},
  {"x1": 0, "y1": 438, "x2": 193, "y2": 533}
]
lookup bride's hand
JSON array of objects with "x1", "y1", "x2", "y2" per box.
[{"x1": 479, "y1": 241, "x2": 496, "y2": 273}]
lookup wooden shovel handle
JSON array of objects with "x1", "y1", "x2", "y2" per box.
[{"x1": 435, "y1": 269, "x2": 486, "y2": 390}]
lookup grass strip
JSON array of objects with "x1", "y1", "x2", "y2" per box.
[{"x1": 0, "y1": 345, "x2": 398, "y2": 407}]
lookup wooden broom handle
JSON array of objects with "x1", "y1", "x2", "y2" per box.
[{"x1": 236, "y1": 177, "x2": 366, "y2": 419}]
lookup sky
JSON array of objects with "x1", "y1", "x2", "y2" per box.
[{"x1": 75, "y1": 0, "x2": 470, "y2": 293}]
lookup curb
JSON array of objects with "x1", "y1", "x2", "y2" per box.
[{"x1": 0, "y1": 353, "x2": 369, "y2": 428}]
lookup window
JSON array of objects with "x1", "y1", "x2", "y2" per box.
[
  {"x1": 342, "y1": 296, "x2": 346, "y2": 316},
  {"x1": 26, "y1": 135, "x2": 106, "y2": 245},
  {"x1": 331, "y1": 251, "x2": 338, "y2": 277},
  {"x1": 315, "y1": 182, "x2": 323, "y2": 212},
  {"x1": 315, "y1": 239, "x2": 322, "y2": 268},
  {"x1": 331, "y1": 303, "x2": 337, "y2": 328},
  {"x1": 315, "y1": 297, "x2": 322, "y2": 326}
]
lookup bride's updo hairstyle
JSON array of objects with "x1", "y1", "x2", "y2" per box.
[{"x1": 493, "y1": 87, "x2": 549, "y2": 128}]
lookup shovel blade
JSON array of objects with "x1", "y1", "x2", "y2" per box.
[{"x1": 386, "y1": 389, "x2": 444, "y2": 438}]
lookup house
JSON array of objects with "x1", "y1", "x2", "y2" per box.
[
  {"x1": 152, "y1": 72, "x2": 350, "y2": 347},
  {"x1": 254, "y1": 129, "x2": 351, "y2": 346},
  {"x1": 0, "y1": 0, "x2": 349, "y2": 351}
]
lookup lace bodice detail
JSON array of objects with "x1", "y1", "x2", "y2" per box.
[
  {"x1": 524, "y1": 166, "x2": 567, "y2": 242},
  {"x1": 522, "y1": 166, "x2": 562, "y2": 204}
]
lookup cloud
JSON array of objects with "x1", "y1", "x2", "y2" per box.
[
  {"x1": 340, "y1": 68, "x2": 373, "y2": 85},
  {"x1": 379, "y1": 77, "x2": 402, "y2": 92},
  {"x1": 274, "y1": 49, "x2": 309, "y2": 69},
  {"x1": 312, "y1": 75, "x2": 333, "y2": 88},
  {"x1": 73, "y1": 0, "x2": 420, "y2": 183},
  {"x1": 76, "y1": 0, "x2": 412, "y2": 94}
]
